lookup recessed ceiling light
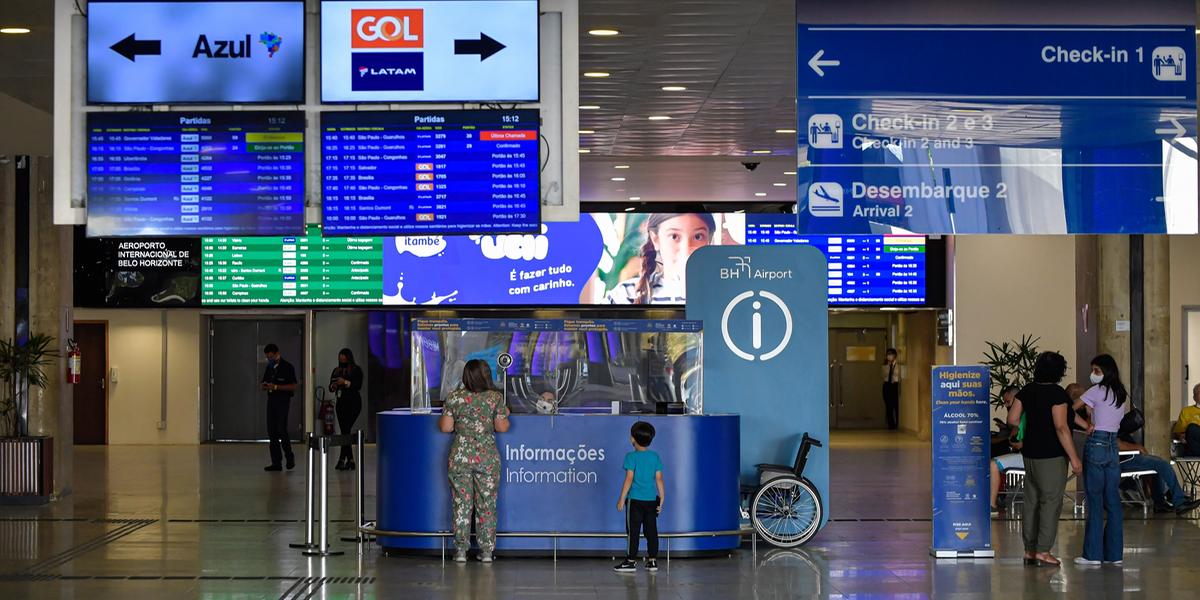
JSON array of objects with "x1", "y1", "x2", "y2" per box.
[
  {"x1": 611, "y1": 177, "x2": 626, "y2": 182},
  {"x1": 647, "y1": 115, "x2": 671, "y2": 121},
  {"x1": 624, "y1": 206, "x2": 636, "y2": 212},
  {"x1": 661, "y1": 86, "x2": 687, "y2": 91},
  {"x1": 628, "y1": 196, "x2": 641, "y2": 201},
  {"x1": 773, "y1": 183, "x2": 787, "y2": 187},
  {"x1": 588, "y1": 29, "x2": 620, "y2": 36},
  {"x1": 754, "y1": 192, "x2": 768, "y2": 197},
  {"x1": 614, "y1": 165, "x2": 630, "y2": 169},
  {"x1": 579, "y1": 105, "x2": 600, "y2": 110},
  {"x1": 784, "y1": 171, "x2": 797, "y2": 175},
  {"x1": 775, "y1": 128, "x2": 797, "y2": 134},
  {"x1": 0, "y1": 27, "x2": 31, "y2": 34},
  {"x1": 578, "y1": 129, "x2": 595, "y2": 134},
  {"x1": 578, "y1": 149, "x2": 591, "y2": 154},
  {"x1": 751, "y1": 150, "x2": 772, "y2": 154},
  {"x1": 583, "y1": 72, "x2": 610, "y2": 78}
]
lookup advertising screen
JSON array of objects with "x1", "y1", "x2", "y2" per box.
[
  {"x1": 86, "y1": 111, "x2": 306, "y2": 237},
  {"x1": 320, "y1": 0, "x2": 539, "y2": 102},
  {"x1": 381, "y1": 213, "x2": 931, "y2": 306},
  {"x1": 87, "y1": 1, "x2": 305, "y2": 104},
  {"x1": 189, "y1": 213, "x2": 936, "y2": 307},
  {"x1": 74, "y1": 228, "x2": 203, "y2": 308},
  {"x1": 321, "y1": 110, "x2": 540, "y2": 236}
]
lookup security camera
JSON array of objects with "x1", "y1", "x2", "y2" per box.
[{"x1": 742, "y1": 162, "x2": 760, "y2": 171}]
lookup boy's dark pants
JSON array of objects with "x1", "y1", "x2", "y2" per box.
[{"x1": 625, "y1": 499, "x2": 659, "y2": 559}]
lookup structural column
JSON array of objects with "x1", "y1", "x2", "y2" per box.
[
  {"x1": 20, "y1": 157, "x2": 74, "y2": 496},
  {"x1": 1142, "y1": 235, "x2": 1170, "y2": 457},
  {"x1": 1097, "y1": 236, "x2": 1131, "y2": 380},
  {"x1": 1095, "y1": 235, "x2": 1171, "y2": 456},
  {"x1": 0, "y1": 161, "x2": 13, "y2": 348}
]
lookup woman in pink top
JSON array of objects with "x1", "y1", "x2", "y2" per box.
[{"x1": 1076, "y1": 354, "x2": 1128, "y2": 566}]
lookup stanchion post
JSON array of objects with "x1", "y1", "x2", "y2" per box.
[
  {"x1": 304, "y1": 435, "x2": 344, "y2": 557},
  {"x1": 342, "y1": 430, "x2": 369, "y2": 543},
  {"x1": 290, "y1": 433, "x2": 318, "y2": 549}
]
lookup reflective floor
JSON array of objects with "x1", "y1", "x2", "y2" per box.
[{"x1": 2, "y1": 431, "x2": 1199, "y2": 598}]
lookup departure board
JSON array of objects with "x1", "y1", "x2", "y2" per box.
[
  {"x1": 745, "y1": 215, "x2": 927, "y2": 305},
  {"x1": 86, "y1": 112, "x2": 306, "y2": 237},
  {"x1": 202, "y1": 226, "x2": 382, "y2": 305},
  {"x1": 321, "y1": 110, "x2": 540, "y2": 236}
]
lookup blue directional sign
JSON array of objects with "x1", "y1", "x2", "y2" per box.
[
  {"x1": 796, "y1": 24, "x2": 1198, "y2": 235},
  {"x1": 87, "y1": 1, "x2": 305, "y2": 104}
]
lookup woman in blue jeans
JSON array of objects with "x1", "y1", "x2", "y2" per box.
[{"x1": 1076, "y1": 354, "x2": 1128, "y2": 566}]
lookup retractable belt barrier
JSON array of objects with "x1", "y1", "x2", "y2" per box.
[{"x1": 290, "y1": 430, "x2": 372, "y2": 556}]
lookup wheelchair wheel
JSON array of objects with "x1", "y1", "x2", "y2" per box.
[{"x1": 750, "y1": 476, "x2": 823, "y2": 548}]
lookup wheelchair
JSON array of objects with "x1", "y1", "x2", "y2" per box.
[{"x1": 740, "y1": 433, "x2": 824, "y2": 548}]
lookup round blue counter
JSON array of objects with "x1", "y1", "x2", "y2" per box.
[{"x1": 377, "y1": 410, "x2": 741, "y2": 555}]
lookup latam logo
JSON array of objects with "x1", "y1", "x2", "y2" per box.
[
  {"x1": 351, "y1": 53, "x2": 423, "y2": 91},
  {"x1": 352, "y1": 9, "x2": 423, "y2": 48}
]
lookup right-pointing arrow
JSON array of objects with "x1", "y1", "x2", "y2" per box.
[
  {"x1": 808, "y1": 49, "x2": 840, "y2": 77},
  {"x1": 1155, "y1": 117, "x2": 1186, "y2": 140}
]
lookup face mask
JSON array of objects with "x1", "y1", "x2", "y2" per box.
[
  {"x1": 1090, "y1": 372, "x2": 1104, "y2": 385},
  {"x1": 268, "y1": 357, "x2": 278, "y2": 366},
  {"x1": 339, "y1": 360, "x2": 349, "y2": 367}
]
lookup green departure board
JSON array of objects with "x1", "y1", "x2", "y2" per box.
[{"x1": 202, "y1": 226, "x2": 383, "y2": 305}]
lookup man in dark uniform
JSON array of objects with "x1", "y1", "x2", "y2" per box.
[{"x1": 261, "y1": 343, "x2": 299, "y2": 471}]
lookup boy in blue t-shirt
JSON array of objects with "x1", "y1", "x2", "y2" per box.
[{"x1": 614, "y1": 421, "x2": 664, "y2": 573}]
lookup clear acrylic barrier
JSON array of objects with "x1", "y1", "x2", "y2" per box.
[{"x1": 411, "y1": 319, "x2": 703, "y2": 415}]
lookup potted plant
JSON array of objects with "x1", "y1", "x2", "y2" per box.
[
  {"x1": 0, "y1": 333, "x2": 59, "y2": 504},
  {"x1": 980, "y1": 335, "x2": 1040, "y2": 408}
]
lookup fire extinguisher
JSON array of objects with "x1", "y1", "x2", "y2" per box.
[
  {"x1": 66, "y1": 339, "x2": 82, "y2": 385},
  {"x1": 316, "y1": 388, "x2": 335, "y2": 435}
]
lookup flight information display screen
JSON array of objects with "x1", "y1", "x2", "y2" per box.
[
  {"x1": 202, "y1": 226, "x2": 382, "y2": 305},
  {"x1": 86, "y1": 111, "x2": 306, "y2": 237},
  {"x1": 321, "y1": 109, "x2": 540, "y2": 236},
  {"x1": 745, "y1": 215, "x2": 927, "y2": 305}
]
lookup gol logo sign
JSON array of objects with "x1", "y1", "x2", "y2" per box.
[{"x1": 352, "y1": 9, "x2": 423, "y2": 48}]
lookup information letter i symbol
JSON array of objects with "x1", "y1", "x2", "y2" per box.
[{"x1": 752, "y1": 300, "x2": 762, "y2": 350}]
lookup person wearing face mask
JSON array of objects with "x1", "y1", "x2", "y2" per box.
[
  {"x1": 606, "y1": 213, "x2": 716, "y2": 304},
  {"x1": 1075, "y1": 354, "x2": 1128, "y2": 566},
  {"x1": 329, "y1": 348, "x2": 364, "y2": 471},
  {"x1": 260, "y1": 343, "x2": 299, "y2": 472}
]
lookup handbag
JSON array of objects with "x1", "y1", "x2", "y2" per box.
[{"x1": 1119, "y1": 407, "x2": 1145, "y2": 436}]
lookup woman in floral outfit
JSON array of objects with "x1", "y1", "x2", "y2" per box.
[{"x1": 438, "y1": 359, "x2": 511, "y2": 563}]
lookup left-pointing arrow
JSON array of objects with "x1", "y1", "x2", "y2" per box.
[
  {"x1": 454, "y1": 33, "x2": 506, "y2": 61},
  {"x1": 110, "y1": 33, "x2": 162, "y2": 62},
  {"x1": 807, "y1": 49, "x2": 840, "y2": 77}
]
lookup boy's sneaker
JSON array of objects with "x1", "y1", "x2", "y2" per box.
[
  {"x1": 453, "y1": 552, "x2": 467, "y2": 563},
  {"x1": 613, "y1": 559, "x2": 637, "y2": 573},
  {"x1": 479, "y1": 552, "x2": 494, "y2": 563},
  {"x1": 645, "y1": 559, "x2": 658, "y2": 572}
]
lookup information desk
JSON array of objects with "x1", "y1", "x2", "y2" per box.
[{"x1": 377, "y1": 411, "x2": 740, "y2": 555}]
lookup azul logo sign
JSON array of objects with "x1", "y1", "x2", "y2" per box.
[
  {"x1": 721, "y1": 290, "x2": 793, "y2": 362},
  {"x1": 351, "y1": 53, "x2": 423, "y2": 91},
  {"x1": 352, "y1": 9, "x2": 424, "y2": 48}
]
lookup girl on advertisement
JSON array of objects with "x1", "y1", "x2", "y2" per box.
[{"x1": 605, "y1": 213, "x2": 718, "y2": 305}]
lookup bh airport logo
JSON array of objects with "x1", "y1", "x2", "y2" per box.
[{"x1": 719, "y1": 257, "x2": 794, "y2": 362}]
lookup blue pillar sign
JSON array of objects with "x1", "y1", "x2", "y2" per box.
[
  {"x1": 686, "y1": 245, "x2": 830, "y2": 527},
  {"x1": 796, "y1": 25, "x2": 1198, "y2": 235},
  {"x1": 930, "y1": 365, "x2": 993, "y2": 558}
]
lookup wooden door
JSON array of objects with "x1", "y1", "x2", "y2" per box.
[{"x1": 73, "y1": 322, "x2": 108, "y2": 445}]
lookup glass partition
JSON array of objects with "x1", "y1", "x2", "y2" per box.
[{"x1": 411, "y1": 319, "x2": 703, "y2": 415}]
